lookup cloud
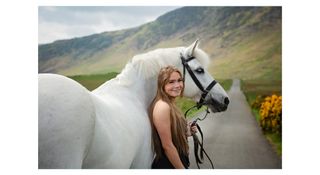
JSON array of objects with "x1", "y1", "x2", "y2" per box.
[{"x1": 38, "y1": 6, "x2": 180, "y2": 44}]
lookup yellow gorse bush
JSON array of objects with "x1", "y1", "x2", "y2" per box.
[{"x1": 259, "y1": 94, "x2": 282, "y2": 134}]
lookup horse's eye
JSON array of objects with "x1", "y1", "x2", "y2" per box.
[{"x1": 195, "y1": 67, "x2": 204, "y2": 74}]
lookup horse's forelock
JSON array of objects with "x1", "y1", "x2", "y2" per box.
[{"x1": 192, "y1": 48, "x2": 210, "y2": 69}]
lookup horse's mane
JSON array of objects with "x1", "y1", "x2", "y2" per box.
[
  {"x1": 130, "y1": 47, "x2": 184, "y2": 79},
  {"x1": 101, "y1": 46, "x2": 210, "y2": 88}
]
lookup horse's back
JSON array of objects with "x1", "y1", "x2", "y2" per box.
[{"x1": 38, "y1": 74, "x2": 95, "y2": 168}]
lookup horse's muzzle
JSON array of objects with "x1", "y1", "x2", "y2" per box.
[{"x1": 205, "y1": 97, "x2": 229, "y2": 113}]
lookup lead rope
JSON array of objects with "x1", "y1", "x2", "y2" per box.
[{"x1": 184, "y1": 106, "x2": 215, "y2": 169}]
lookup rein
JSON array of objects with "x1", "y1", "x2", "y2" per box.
[
  {"x1": 180, "y1": 53, "x2": 215, "y2": 169},
  {"x1": 184, "y1": 106, "x2": 215, "y2": 169}
]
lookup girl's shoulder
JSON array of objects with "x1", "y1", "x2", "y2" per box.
[
  {"x1": 153, "y1": 99, "x2": 171, "y2": 114},
  {"x1": 154, "y1": 99, "x2": 170, "y2": 109},
  {"x1": 153, "y1": 100, "x2": 171, "y2": 125}
]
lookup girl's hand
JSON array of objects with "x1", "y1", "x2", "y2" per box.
[
  {"x1": 190, "y1": 125, "x2": 197, "y2": 134},
  {"x1": 187, "y1": 122, "x2": 198, "y2": 136}
]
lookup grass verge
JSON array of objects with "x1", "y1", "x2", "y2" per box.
[{"x1": 241, "y1": 79, "x2": 282, "y2": 157}]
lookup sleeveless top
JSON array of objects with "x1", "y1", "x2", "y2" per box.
[
  {"x1": 151, "y1": 106, "x2": 189, "y2": 169},
  {"x1": 151, "y1": 147, "x2": 190, "y2": 169},
  {"x1": 151, "y1": 127, "x2": 190, "y2": 169}
]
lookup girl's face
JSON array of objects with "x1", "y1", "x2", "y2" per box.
[{"x1": 164, "y1": 71, "x2": 183, "y2": 98}]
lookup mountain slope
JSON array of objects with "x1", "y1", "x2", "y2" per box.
[{"x1": 38, "y1": 6, "x2": 281, "y2": 80}]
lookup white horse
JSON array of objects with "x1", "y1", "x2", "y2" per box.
[{"x1": 38, "y1": 40, "x2": 229, "y2": 169}]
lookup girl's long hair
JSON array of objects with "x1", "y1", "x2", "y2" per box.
[{"x1": 148, "y1": 66, "x2": 189, "y2": 161}]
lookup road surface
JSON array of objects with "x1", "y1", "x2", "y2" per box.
[{"x1": 188, "y1": 79, "x2": 282, "y2": 169}]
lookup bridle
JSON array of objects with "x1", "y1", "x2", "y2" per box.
[
  {"x1": 180, "y1": 53, "x2": 217, "y2": 109},
  {"x1": 180, "y1": 53, "x2": 216, "y2": 169}
]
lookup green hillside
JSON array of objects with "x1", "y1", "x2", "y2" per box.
[
  {"x1": 39, "y1": 7, "x2": 281, "y2": 81},
  {"x1": 210, "y1": 27, "x2": 281, "y2": 80}
]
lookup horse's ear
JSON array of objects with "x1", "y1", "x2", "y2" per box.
[{"x1": 186, "y1": 39, "x2": 199, "y2": 57}]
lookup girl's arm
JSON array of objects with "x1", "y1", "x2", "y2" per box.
[{"x1": 153, "y1": 101, "x2": 185, "y2": 169}]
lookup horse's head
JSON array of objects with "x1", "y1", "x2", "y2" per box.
[{"x1": 180, "y1": 40, "x2": 229, "y2": 113}]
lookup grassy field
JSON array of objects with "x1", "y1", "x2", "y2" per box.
[
  {"x1": 217, "y1": 79, "x2": 233, "y2": 92},
  {"x1": 241, "y1": 79, "x2": 282, "y2": 156},
  {"x1": 68, "y1": 72, "x2": 118, "y2": 91}
]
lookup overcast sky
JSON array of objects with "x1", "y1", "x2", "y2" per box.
[{"x1": 38, "y1": 6, "x2": 180, "y2": 44}]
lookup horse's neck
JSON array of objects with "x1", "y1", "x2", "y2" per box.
[
  {"x1": 133, "y1": 76, "x2": 158, "y2": 108},
  {"x1": 93, "y1": 47, "x2": 183, "y2": 108},
  {"x1": 120, "y1": 68, "x2": 158, "y2": 108},
  {"x1": 93, "y1": 66, "x2": 158, "y2": 109}
]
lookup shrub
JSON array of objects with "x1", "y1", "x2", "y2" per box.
[{"x1": 259, "y1": 94, "x2": 282, "y2": 134}]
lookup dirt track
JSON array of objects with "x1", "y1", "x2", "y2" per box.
[{"x1": 188, "y1": 79, "x2": 282, "y2": 169}]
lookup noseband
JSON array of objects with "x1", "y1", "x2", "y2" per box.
[{"x1": 180, "y1": 54, "x2": 217, "y2": 109}]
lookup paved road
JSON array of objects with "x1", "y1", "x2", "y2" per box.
[{"x1": 188, "y1": 79, "x2": 282, "y2": 169}]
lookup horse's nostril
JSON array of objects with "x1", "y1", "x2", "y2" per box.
[{"x1": 224, "y1": 97, "x2": 230, "y2": 105}]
